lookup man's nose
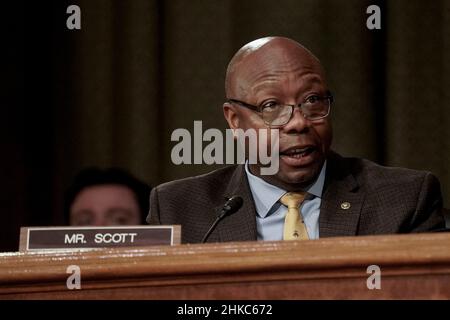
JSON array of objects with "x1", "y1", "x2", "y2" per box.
[
  {"x1": 92, "y1": 215, "x2": 107, "y2": 226},
  {"x1": 282, "y1": 107, "x2": 310, "y2": 134}
]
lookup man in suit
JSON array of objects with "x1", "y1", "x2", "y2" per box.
[{"x1": 147, "y1": 37, "x2": 445, "y2": 243}]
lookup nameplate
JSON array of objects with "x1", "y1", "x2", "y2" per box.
[{"x1": 19, "y1": 225, "x2": 181, "y2": 252}]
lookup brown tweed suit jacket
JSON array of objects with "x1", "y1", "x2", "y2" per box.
[{"x1": 147, "y1": 152, "x2": 446, "y2": 243}]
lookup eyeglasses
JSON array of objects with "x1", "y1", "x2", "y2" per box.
[{"x1": 227, "y1": 93, "x2": 333, "y2": 127}]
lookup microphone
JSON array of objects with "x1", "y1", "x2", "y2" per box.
[{"x1": 201, "y1": 196, "x2": 244, "y2": 243}]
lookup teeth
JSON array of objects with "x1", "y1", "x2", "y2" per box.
[
  {"x1": 284, "y1": 147, "x2": 309, "y2": 155},
  {"x1": 288, "y1": 153, "x2": 304, "y2": 158}
]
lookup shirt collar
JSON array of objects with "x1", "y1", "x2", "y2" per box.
[{"x1": 245, "y1": 161, "x2": 327, "y2": 218}]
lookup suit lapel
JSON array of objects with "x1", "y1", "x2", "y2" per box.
[
  {"x1": 215, "y1": 165, "x2": 258, "y2": 242},
  {"x1": 209, "y1": 154, "x2": 364, "y2": 241},
  {"x1": 319, "y1": 153, "x2": 365, "y2": 237}
]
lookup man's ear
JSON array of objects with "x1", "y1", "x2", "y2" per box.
[{"x1": 223, "y1": 102, "x2": 240, "y2": 129}]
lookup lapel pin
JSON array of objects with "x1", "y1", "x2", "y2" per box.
[{"x1": 340, "y1": 202, "x2": 351, "y2": 210}]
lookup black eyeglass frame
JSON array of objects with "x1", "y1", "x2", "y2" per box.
[{"x1": 226, "y1": 93, "x2": 333, "y2": 127}]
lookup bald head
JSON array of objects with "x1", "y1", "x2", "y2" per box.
[{"x1": 225, "y1": 37, "x2": 326, "y2": 99}]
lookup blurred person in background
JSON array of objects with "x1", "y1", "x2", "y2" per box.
[{"x1": 64, "y1": 167, "x2": 151, "y2": 226}]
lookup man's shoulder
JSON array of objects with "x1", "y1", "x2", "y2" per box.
[
  {"x1": 332, "y1": 152, "x2": 437, "y2": 190},
  {"x1": 329, "y1": 152, "x2": 444, "y2": 233}
]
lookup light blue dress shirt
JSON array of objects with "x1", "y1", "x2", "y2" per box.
[{"x1": 245, "y1": 161, "x2": 327, "y2": 241}]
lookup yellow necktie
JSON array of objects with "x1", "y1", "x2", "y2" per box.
[{"x1": 280, "y1": 192, "x2": 309, "y2": 240}]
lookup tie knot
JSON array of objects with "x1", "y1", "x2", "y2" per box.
[{"x1": 280, "y1": 192, "x2": 306, "y2": 208}]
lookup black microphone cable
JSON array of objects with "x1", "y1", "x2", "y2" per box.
[{"x1": 201, "y1": 196, "x2": 243, "y2": 243}]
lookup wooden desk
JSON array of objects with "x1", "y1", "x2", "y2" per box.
[{"x1": 1, "y1": 233, "x2": 449, "y2": 299}]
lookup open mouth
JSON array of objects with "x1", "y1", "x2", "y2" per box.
[{"x1": 280, "y1": 146, "x2": 316, "y2": 159}]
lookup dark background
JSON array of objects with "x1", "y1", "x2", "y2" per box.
[{"x1": 2, "y1": 0, "x2": 449, "y2": 251}]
